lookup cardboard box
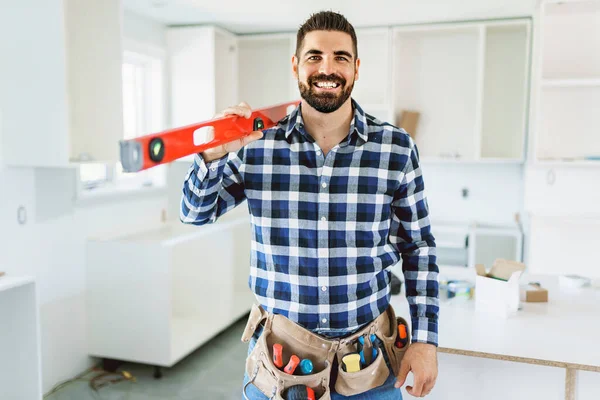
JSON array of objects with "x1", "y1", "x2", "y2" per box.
[
  {"x1": 398, "y1": 110, "x2": 420, "y2": 138},
  {"x1": 475, "y1": 259, "x2": 526, "y2": 317},
  {"x1": 520, "y1": 283, "x2": 548, "y2": 303}
]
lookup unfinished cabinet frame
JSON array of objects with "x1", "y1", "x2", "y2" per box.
[{"x1": 391, "y1": 19, "x2": 531, "y2": 163}]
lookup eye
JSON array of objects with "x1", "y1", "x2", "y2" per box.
[
  {"x1": 336, "y1": 56, "x2": 349, "y2": 62},
  {"x1": 308, "y1": 56, "x2": 321, "y2": 61}
]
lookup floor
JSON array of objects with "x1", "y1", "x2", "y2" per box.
[{"x1": 45, "y1": 316, "x2": 249, "y2": 400}]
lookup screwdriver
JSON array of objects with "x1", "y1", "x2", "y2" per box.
[
  {"x1": 284, "y1": 355, "x2": 300, "y2": 374},
  {"x1": 396, "y1": 323, "x2": 408, "y2": 348},
  {"x1": 273, "y1": 344, "x2": 284, "y2": 368}
]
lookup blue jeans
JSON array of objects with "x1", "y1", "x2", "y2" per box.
[{"x1": 242, "y1": 325, "x2": 403, "y2": 400}]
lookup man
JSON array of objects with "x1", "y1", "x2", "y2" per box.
[{"x1": 181, "y1": 11, "x2": 439, "y2": 399}]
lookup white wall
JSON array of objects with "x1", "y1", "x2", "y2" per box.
[
  {"x1": 0, "y1": 9, "x2": 169, "y2": 394},
  {"x1": 422, "y1": 162, "x2": 524, "y2": 227}
]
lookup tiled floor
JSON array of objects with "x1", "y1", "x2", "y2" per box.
[{"x1": 45, "y1": 316, "x2": 249, "y2": 400}]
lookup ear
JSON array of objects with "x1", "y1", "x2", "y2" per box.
[
  {"x1": 292, "y1": 55, "x2": 299, "y2": 80},
  {"x1": 354, "y1": 58, "x2": 360, "y2": 81}
]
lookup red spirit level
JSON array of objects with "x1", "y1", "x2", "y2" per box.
[{"x1": 119, "y1": 100, "x2": 300, "y2": 172}]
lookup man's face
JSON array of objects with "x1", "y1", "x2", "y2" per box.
[{"x1": 293, "y1": 30, "x2": 360, "y2": 114}]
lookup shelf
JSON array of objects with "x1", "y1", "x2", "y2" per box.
[
  {"x1": 420, "y1": 157, "x2": 524, "y2": 164},
  {"x1": 530, "y1": 159, "x2": 600, "y2": 168},
  {"x1": 542, "y1": 78, "x2": 600, "y2": 88}
]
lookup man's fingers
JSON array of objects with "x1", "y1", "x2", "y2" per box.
[
  {"x1": 241, "y1": 131, "x2": 264, "y2": 146},
  {"x1": 421, "y1": 382, "x2": 434, "y2": 397},
  {"x1": 408, "y1": 374, "x2": 425, "y2": 397},
  {"x1": 222, "y1": 106, "x2": 251, "y2": 119},
  {"x1": 394, "y1": 361, "x2": 410, "y2": 389}
]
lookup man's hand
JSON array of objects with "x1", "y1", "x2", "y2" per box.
[
  {"x1": 201, "y1": 102, "x2": 264, "y2": 162},
  {"x1": 394, "y1": 342, "x2": 438, "y2": 397}
]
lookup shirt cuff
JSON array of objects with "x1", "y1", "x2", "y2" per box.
[
  {"x1": 411, "y1": 316, "x2": 439, "y2": 347},
  {"x1": 193, "y1": 153, "x2": 228, "y2": 179}
]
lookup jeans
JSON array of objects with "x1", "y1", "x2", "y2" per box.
[{"x1": 242, "y1": 325, "x2": 403, "y2": 400}]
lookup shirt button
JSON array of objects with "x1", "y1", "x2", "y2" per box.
[
  {"x1": 316, "y1": 150, "x2": 322, "y2": 155},
  {"x1": 321, "y1": 286, "x2": 327, "y2": 292},
  {"x1": 322, "y1": 318, "x2": 327, "y2": 324},
  {"x1": 321, "y1": 216, "x2": 327, "y2": 222},
  {"x1": 321, "y1": 182, "x2": 327, "y2": 188}
]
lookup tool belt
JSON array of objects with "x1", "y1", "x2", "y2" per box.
[{"x1": 241, "y1": 303, "x2": 411, "y2": 400}]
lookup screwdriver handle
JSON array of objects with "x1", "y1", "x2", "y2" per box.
[{"x1": 273, "y1": 343, "x2": 284, "y2": 368}]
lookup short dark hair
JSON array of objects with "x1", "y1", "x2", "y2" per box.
[{"x1": 296, "y1": 11, "x2": 358, "y2": 60}]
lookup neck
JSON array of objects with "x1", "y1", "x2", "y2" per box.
[{"x1": 301, "y1": 98, "x2": 354, "y2": 146}]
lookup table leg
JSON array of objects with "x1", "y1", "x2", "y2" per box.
[{"x1": 565, "y1": 368, "x2": 578, "y2": 400}]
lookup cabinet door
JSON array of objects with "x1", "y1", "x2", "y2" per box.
[
  {"x1": 214, "y1": 30, "x2": 238, "y2": 112},
  {"x1": 353, "y1": 28, "x2": 392, "y2": 121},
  {"x1": 238, "y1": 34, "x2": 296, "y2": 109},
  {"x1": 1, "y1": 0, "x2": 123, "y2": 167},
  {"x1": 65, "y1": 0, "x2": 123, "y2": 163},
  {"x1": 168, "y1": 26, "x2": 216, "y2": 128},
  {"x1": 524, "y1": 165, "x2": 600, "y2": 217}
]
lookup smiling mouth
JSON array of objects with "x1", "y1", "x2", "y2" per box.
[{"x1": 313, "y1": 81, "x2": 341, "y2": 90}]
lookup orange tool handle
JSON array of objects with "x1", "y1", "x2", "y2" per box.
[
  {"x1": 273, "y1": 343, "x2": 284, "y2": 368},
  {"x1": 395, "y1": 323, "x2": 408, "y2": 348},
  {"x1": 119, "y1": 100, "x2": 300, "y2": 173},
  {"x1": 284, "y1": 355, "x2": 300, "y2": 375}
]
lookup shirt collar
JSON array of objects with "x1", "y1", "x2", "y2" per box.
[{"x1": 284, "y1": 99, "x2": 369, "y2": 146}]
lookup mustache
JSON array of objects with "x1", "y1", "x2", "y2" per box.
[{"x1": 308, "y1": 74, "x2": 346, "y2": 85}]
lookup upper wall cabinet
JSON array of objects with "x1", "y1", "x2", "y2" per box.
[
  {"x1": 392, "y1": 19, "x2": 531, "y2": 162},
  {"x1": 352, "y1": 28, "x2": 393, "y2": 122},
  {"x1": 237, "y1": 33, "x2": 297, "y2": 109},
  {"x1": 168, "y1": 26, "x2": 238, "y2": 127},
  {"x1": 167, "y1": 26, "x2": 238, "y2": 162},
  {"x1": 0, "y1": 0, "x2": 124, "y2": 167},
  {"x1": 530, "y1": 0, "x2": 600, "y2": 164}
]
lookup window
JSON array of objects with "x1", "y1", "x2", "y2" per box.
[{"x1": 78, "y1": 42, "x2": 167, "y2": 193}]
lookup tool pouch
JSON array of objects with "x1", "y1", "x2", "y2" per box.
[{"x1": 241, "y1": 303, "x2": 411, "y2": 399}]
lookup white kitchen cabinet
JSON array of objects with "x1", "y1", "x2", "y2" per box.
[
  {"x1": 237, "y1": 33, "x2": 298, "y2": 109},
  {"x1": 168, "y1": 26, "x2": 238, "y2": 162},
  {"x1": 353, "y1": 28, "x2": 394, "y2": 122},
  {"x1": 530, "y1": 0, "x2": 600, "y2": 163},
  {"x1": 524, "y1": 1, "x2": 600, "y2": 276},
  {"x1": 86, "y1": 206, "x2": 254, "y2": 368},
  {"x1": 0, "y1": 0, "x2": 124, "y2": 167},
  {"x1": 392, "y1": 19, "x2": 531, "y2": 162},
  {"x1": 0, "y1": 276, "x2": 42, "y2": 400}
]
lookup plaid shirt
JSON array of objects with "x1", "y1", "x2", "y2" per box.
[{"x1": 180, "y1": 100, "x2": 439, "y2": 346}]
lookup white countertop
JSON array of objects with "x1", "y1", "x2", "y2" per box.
[
  {"x1": 390, "y1": 273, "x2": 600, "y2": 370},
  {"x1": 0, "y1": 275, "x2": 35, "y2": 293}
]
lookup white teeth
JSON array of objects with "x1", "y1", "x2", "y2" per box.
[{"x1": 315, "y1": 81, "x2": 339, "y2": 88}]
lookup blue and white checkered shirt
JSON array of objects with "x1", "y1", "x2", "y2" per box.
[{"x1": 180, "y1": 100, "x2": 439, "y2": 346}]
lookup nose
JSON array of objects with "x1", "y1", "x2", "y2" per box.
[{"x1": 318, "y1": 56, "x2": 334, "y2": 75}]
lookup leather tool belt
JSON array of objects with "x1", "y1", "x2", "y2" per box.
[{"x1": 241, "y1": 303, "x2": 411, "y2": 399}]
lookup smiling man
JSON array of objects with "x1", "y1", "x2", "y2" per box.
[{"x1": 180, "y1": 10, "x2": 439, "y2": 400}]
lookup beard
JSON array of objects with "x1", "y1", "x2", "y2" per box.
[{"x1": 298, "y1": 73, "x2": 354, "y2": 113}]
